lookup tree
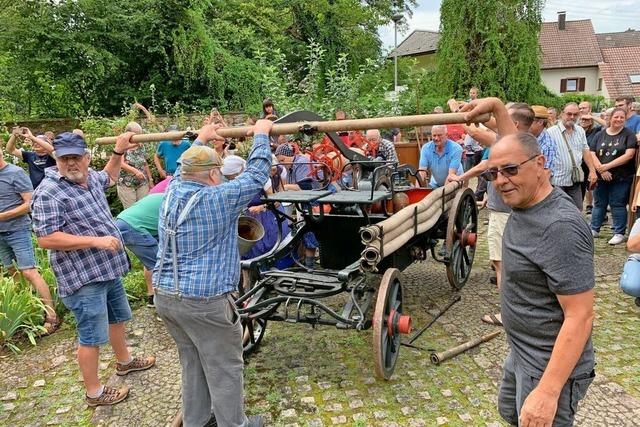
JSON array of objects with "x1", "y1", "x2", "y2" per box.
[{"x1": 436, "y1": 0, "x2": 545, "y2": 101}]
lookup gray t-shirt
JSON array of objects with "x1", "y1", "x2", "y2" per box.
[
  {"x1": 0, "y1": 163, "x2": 33, "y2": 232},
  {"x1": 501, "y1": 187, "x2": 594, "y2": 378}
]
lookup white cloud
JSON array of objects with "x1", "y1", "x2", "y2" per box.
[{"x1": 380, "y1": 0, "x2": 640, "y2": 49}]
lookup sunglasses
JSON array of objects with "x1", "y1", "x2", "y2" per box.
[{"x1": 480, "y1": 155, "x2": 539, "y2": 181}]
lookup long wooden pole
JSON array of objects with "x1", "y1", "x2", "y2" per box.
[{"x1": 94, "y1": 112, "x2": 491, "y2": 145}]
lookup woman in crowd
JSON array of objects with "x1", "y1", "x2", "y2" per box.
[
  {"x1": 117, "y1": 139, "x2": 153, "y2": 209},
  {"x1": 590, "y1": 108, "x2": 637, "y2": 245}
]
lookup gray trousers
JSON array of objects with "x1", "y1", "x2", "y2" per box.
[
  {"x1": 559, "y1": 183, "x2": 584, "y2": 212},
  {"x1": 156, "y1": 291, "x2": 248, "y2": 427},
  {"x1": 498, "y1": 352, "x2": 594, "y2": 426}
]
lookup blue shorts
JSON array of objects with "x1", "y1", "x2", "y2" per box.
[
  {"x1": 115, "y1": 219, "x2": 159, "y2": 270},
  {"x1": 0, "y1": 228, "x2": 36, "y2": 270},
  {"x1": 61, "y1": 279, "x2": 132, "y2": 346}
]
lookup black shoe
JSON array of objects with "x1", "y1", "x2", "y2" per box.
[
  {"x1": 586, "y1": 205, "x2": 592, "y2": 215},
  {"x1": 489, "y1": 276, "x2": 497, "y2": 285},
  {"x1": 146, "y1": 295, "x2": 155, "y2": 308},
  {"x1": 635, "y1": 297, "x2": 640, "y2": 308},
  {"x1": 203, "y1": 414, "x2": 218, "y2": 427}
]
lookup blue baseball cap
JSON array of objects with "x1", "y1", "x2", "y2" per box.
[{"x1": 53, "y1": 132, "x2": 88, "y2": 157}]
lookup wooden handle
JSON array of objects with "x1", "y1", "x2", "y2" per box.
[{"x1": 95, "y1": 112, "x2": 491, "y2": 145}]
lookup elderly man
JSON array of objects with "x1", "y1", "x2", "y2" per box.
[
  {"x1": 32, "y1": 132, "x2": 156, "y2": 407},
  {"x1": 547, "y1": 103, "x2": 597, "y2": 210},
  {"x1": 154, "y1": 121, "x2": 272, "y2": 427},
  {"x1": 365, "y1": 129, "x2": 398, "y2": 163},
  {"x1": 5, "y1": 127, "x2": 56, "y2": 189},
  {"x1": 419, "y1": 125, "x2": 463, "y2": 188},
  {"x1": 578, "y1": 101, "x2": 605, "y2": 127},
  {"x1": 0, "y1": 145, "x2": 59, "y2": 333},
  {"x1": 464, "y1": 96, "x2": 596, "y2": 427}
]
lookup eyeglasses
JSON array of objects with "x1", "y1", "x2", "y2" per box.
[{"x1": 480, "y1": 155, "x2": 539, "y2": 181}]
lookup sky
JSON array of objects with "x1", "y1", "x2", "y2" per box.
[{"x1": 379, "y1": 0, "x2": 640, "y2": 51}]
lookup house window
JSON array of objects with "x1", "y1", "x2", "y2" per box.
[
  {"x1": 597, "y1": 78, "x2": 603, "y2": 91},
  {"x1": 560, "y1": 77, "x2": 585, "y2": 93},
  {"x1": 630, "y1": 74, "x2": 640, "y2": 84}
]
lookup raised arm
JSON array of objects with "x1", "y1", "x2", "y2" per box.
[
  {"x1": 5, "y1": 129, "x2": 23, "y2": 159},
  {"x1": 461, "y1": 97, "x2": 517, "y2": 137},
  {"x1": 23, "y1": 128, "x2": 54, "y2": 155}
]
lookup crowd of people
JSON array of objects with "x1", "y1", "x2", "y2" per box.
[{"x1": 1, "y1": 91, "x2": 639, "y2": 426}]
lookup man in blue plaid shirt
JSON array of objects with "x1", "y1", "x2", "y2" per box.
[
  {"x1": 32, "y1": 132, "x2": 156, "y2": 407},
  {"x1": 154, "y1": 120, "x2": 272, "y2": 427}
]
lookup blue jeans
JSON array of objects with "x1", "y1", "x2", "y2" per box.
[
  {"x1": 0, "y1": 227, "x2": 36, "y2": 270},
  {"x1": 591, "y1": 177, "x2": 633, "y2": 235},
  {"x1": 115, "y1": 219, "x2": 159, "y2": 270},
  {"x1": 61, "y1": 279, "x2": 132, "y2": 346}
]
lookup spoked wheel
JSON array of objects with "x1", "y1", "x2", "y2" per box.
[
  {"x1": 373, "y1": 268, "x2": 412, "y2": 380},
  {"x1": 445, "y1": 188, "x2": 478, "y2": 290},
  {"x1": 238, "y1": 269, "x2": 267, "y2": 357}
]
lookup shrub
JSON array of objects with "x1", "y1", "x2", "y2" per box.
[{"x1": 0, "y1": 276, "x2": 46, "y2": 353}]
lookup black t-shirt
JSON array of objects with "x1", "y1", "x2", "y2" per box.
[
  {"x1": 22, "y1": 151, "x2": 56, "y2": 188},
  {"x1": 590, "y1": 127, "x2": 637, "y2": 180}
]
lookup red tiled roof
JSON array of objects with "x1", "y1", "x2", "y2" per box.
[
  {"x1": 598, "y1": 46, "x2": 640, "y2": 99},
  {"x1": 539, "y1": 20, "x2": 602, "y2": 69},
  {"x1": 597, "y1": 30, "x2": 640, "y2": 48}
]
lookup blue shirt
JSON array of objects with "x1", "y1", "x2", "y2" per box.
[
  {"x1": 156, "y1": 140, "x2": 191, "y2": 174},
  {"x1": 626, "y1": 114, "x2": 640, "y2": 134},
  {"x1": 153, "y1": 134, "x2": 271, "y2": 298},
  {"x1": 31, "y1": 168, "x2": 129, "y2": 297},
  {"x1": 536, "y1": 129, "x2": 557, "y2": 174},
  {"x1": 419, "y1": 139, "x2": 463, "y2": 188},
  {"x1": 0, "y1": 163, "x2": 33, "y2": 232},
  {"x1": 22, "y1": 151, "x2": 56, "y2": 188}
]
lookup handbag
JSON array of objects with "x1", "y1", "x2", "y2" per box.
[
  {"x1": 561, "y1": 131, "x2": 584, "y2": 184},
  {"x1": 620, "y1": 257, "x2": 640, "y2": 297}
]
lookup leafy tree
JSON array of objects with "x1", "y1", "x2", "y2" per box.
[{"x1": 436, "y1": 0, "x2": 545, "y2": 101}]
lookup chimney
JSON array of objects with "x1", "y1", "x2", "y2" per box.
[{"x1": 558, "y1": 11, "x2": 566, "y2": 30}]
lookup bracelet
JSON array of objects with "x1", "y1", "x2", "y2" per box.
[{"x1": 112, "y1": 149, "x2": 124, "y2": 156}]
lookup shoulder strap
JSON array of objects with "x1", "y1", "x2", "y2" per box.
[{"x1": 560, "y1": 130, "x2": 578, "y2": 169}]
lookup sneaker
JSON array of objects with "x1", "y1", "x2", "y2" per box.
[
  {"x1": 116, "y1": 355, "x2": 156, "y2": 376},
  {"x1": 146, "y1": 295, "x2": 155, "y2": 308},
  {"x1": 608, "y1": 234, "x2": 626, "y2": 245},
  {"x1": 585, "y1": 205, "x2": 593, "y2": 215},
  {"x1": 591, "y1": 229, "x2": 599, "y2": 238},
  {"x1": 86, "y1": 385, "x2": 130, "y2": 407}
]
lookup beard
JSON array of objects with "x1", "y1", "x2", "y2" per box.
[{"x1": 63, "y1": 169, "x2": 87, "y2": 184}]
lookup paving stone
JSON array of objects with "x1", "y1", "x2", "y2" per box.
[
  {"x1": 306, "y1": 419, "x2": 324, "y2": 427},
  {"x1": 301, "y1": 396, "x2": 315, "y2": 404},
  {"x1": 32, "y1": 379, "x2": 45, "y2": 387},
  {"x1": 436, "y1": 416, "x2": 449, "y2": 425},
  {"x1": 55, "y1": 406, "x2": 71, "y2": 414},
  {"x1": 0, "y1": 392, "x2": 17, "y2": 401},
  {"x1": 459, "y1": 413, "x2": 473, "y2": 422},
  {"x1": 418, "y1": 391, "x2": 431, "y2": 400},
  {"x1": 441, "y1": 389, "x2": 453, "y2": 397},
  {"x1": 2, "y1": 403, "x2": 16, "y2": 411},
  {"x1": 373, "y1": 411, "x2": 387, "y2": 419},
  {"x1": 348, "y1": 399, "x2": 363, "y2": 409},
  {"x1": 330, "y1": 415, "x2": 346, "y2": 424},
  {"x1": 408, "y1": 419, "x2": 426, "y2": 427}
]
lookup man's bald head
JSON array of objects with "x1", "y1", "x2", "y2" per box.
[
  {"x1": 365, "y1": 129, "x2": 381, "y2": 142},
  {"x1": 125, "y1": 121, "x2": 143, "y2": 134}
]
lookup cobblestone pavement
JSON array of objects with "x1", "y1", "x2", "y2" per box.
[{"x1": 1, "y1": 209, "x2": 639, "y2": 426}]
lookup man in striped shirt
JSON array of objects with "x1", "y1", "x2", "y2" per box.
[{"x1": 547, "y1": 103, "x2": 597, "y2": 211}]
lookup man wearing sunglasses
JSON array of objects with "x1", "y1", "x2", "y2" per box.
[{"x1": 463, "y1": 99, "x2": 595, "y2": 427}]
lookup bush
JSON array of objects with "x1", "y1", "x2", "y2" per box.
[{"x1": 0, "y1": 276, "x2": 46, "y2": 353}]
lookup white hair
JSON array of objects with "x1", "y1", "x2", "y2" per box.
[{"x1": 431, "y1": 125, "x2": 448, "y2": 134}]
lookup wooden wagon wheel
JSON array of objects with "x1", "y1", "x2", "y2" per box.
[
  {"x1": 373, "y1": 268, "x2": 411, "y2": 380},
  {"x1": 445, "y1": 188, "x2": 478, "y2": 290},
  {"x1": 238, "y1": 270, "x2": 267, "y2": 357}
]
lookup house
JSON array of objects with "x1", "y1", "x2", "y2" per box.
[
  {"x1": 538, "y1": 12, "x2": 603, "y2": 96},
  {"x1": 386, "y1": 30, "x2": 440, "y2": 70},
  {"x1": 389, "y1": 13, "x2": 640, "y2": 101}
]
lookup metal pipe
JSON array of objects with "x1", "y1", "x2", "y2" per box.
[
  {"x1": 94, "y1": 112, "x2": 491, "y2": 145},
  {"x1": 430, "y1": 330, "x2": 501, "y2": 365}
]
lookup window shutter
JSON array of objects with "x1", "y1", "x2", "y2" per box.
[
  {"x1": 578, "y1": 78, "x2": 586, "y2": 91},
  {"x1": 560, "y1": 79, "x2": 567, "y2": 93}
]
